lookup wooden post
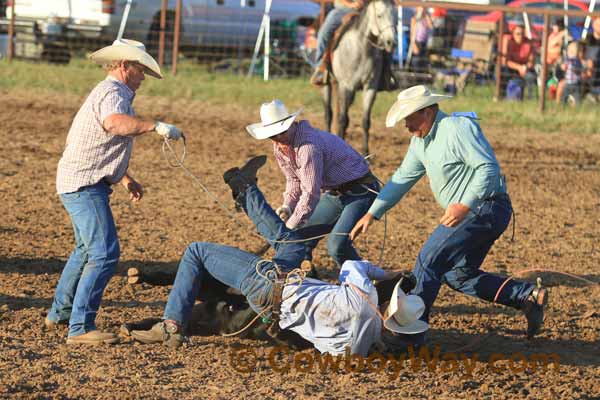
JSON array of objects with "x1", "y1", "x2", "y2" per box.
[
  {"x1": 7, "y1": 0, "x2": 16, "y2": 62},
  {"x1": 171, "y1": 0, "x2": 182, "y2": 75},
  {"x1": 539, "y1": 13, "x2": 550, "y2": 112},
  {"x1": 495, "y1": 11, "x2": 505, "y2": 101},
  {"x1": 158, "y1": 0, "x2": 167, "y2": 66}
]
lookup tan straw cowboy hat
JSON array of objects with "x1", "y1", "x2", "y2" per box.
[
  {"x1": 385, "y1": 85, "x2": 452, "y2": 128},
  {"x1": 89, "y1": 39, "x2": 163, "y2": 79},
  {"x1": 383, "y1": 280, "x2": 429, "y2": 334},
  {"x1": 246, "y1": 100, "x2": 302, "y2": 140}
]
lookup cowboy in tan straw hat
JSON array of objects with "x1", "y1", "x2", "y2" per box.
[
  {"x1": 351, "y1": 84, "x2": 549, "y2": 347},
  {"x1": 47, "y1": 39, "x2": 184, "y2": 345}
]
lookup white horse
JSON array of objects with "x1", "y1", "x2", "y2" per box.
[{"x1": 322, "y1": 0, "x2": 397, "y2": 155}]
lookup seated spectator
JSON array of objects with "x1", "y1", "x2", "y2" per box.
[
  {"x1": 584, "y1": 17, "x2": 600, "y2": 47},
  {"x1": 556, "y1": 41, "x2": 589, "y2": 106},
  {"x1": 583, "y1": 18, "x2": 600, "y2": 100},
  {"x1": 501, "y1": 23, "x2": 537, "y2": 100},
  {"x1": 410, "y1": 6, "x2": 433, "y2": 72}
]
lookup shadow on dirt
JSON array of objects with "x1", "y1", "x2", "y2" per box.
[{"x1": 0, "y1": 258, "x2": 179, "y2": 276}]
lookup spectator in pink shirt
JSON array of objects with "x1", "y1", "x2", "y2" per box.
[{"x1": 245, "y1": 100, "x2": 379, "y2": 266}]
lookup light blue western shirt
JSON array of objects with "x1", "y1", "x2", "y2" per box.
[
  {"x1": 369, "y1": 111, "x2": 507, "y2": 219},
  {"x1": 279, "y1": 260, "x2": 385, "y2": 357}
]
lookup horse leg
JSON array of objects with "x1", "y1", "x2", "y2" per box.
[
  {"x1": 322, "y1": 84, "x2": 333, "y2": 132},
  {"x1": 337, "y1": 86, "x2": 355, "y2": 141},
  {"x1": 361, "y1": 88, "x2": 378, "y2": 156}
]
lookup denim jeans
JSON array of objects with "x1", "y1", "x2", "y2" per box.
[
  {"x1": 48, "y1": 181, "x2": 120, "y2": 337},
  {"x1": 315, "y1": 7, "x2": 353, "y2": 65},
  {"x1": 163, "y1": 184, "x2": 311, "y2": 325},
  {"x1": 560, "y1": 83, "x2": 581, "y2": 105},
  {"x1": 411, "y1": 195, "x2": 534, "y2": 325},
  {"x1": 302, "y1": 181, "x2": 379, "y2": 266},
  {"x1": 501, "y1": 66, "x2": 537, "y2": 100}
]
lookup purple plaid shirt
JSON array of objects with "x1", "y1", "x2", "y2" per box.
[
  {"x1": 565, "y1": 57, "x2": 583, "y2": 85},
  {"x1": 273, "y1": 120, "x2": 369, "y2": 228},
  {"x1": 56, "y1": 77, "x2": 135, "y2": 194}
]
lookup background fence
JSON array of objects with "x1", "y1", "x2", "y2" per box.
[{"x1": 2, "y1": 0, "x2": 600, "y2": 111}]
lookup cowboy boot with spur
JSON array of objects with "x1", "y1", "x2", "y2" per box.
[
  {"x1": 522, "y1": 278, "x2": 549, "y2": 339},
  {"x1": 130, "y1": 320, "x2": 185, "y2": 348}
]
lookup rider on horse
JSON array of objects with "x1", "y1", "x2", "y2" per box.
[{"x1": 311, "y1": 0, "x2": 365, "y2": 86}]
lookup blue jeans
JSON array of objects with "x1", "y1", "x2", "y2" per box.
[
  {"x1": 315, "y1": 7, "x2": 353, "y2": 65},
  {"x1": 303, "y1": 181, "x2": 379, "y2": 266},
  {"x1": 48, "y1": 181, "x2": 120, "y2": 337},
  {"x1": 163, "y1": 185, "x2": 311, "y2": 325},
  {"x1": 501, "y1": 66, "x2": 537, "y2": 100},
  {"x1": 412, "y1": 195, "x2": 534, "y2": 325},
  {"x1": 560, "y1": 83, "x2": 581, "y2": 105}
]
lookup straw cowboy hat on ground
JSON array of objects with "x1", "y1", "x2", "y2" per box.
[
  {"x1": 89, "y1": 39, "x2": 163, "y2": 79},
  {"x1": 385, "y1": 85, "x2": 452, "y2": 128},
  {"x1": 246, "y1": 100, "x2": 302, "y2": 140},
  {"x1": 383, "y1": 280, "x2": 429, "y2": 334}
]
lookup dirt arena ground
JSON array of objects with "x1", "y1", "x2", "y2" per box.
[{"x1": 0, "y1": 88, "x2": 599, "y2": 399}]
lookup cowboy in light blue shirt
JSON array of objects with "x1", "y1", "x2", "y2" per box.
[{"x1": 351, "y1": 86, "x2": 549, "y2": 344}]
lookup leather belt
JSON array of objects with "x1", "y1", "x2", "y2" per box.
[
  {"x1": 329, "y1": 171, "x2": 377, "y2": 196},
  {"x1": 266, "y1": 271, "x2": 288, "y2": 336}
]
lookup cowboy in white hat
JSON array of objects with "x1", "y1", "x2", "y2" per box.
[
  {"x1": 246, "y1": 99, "x2": 379, "y2": 268},
  {"x1": 351, "y1": 85, "x2": 549, "y2": 345},
  {"x1": 47, "y1": 39, "x2": 183, "y2": 345}
]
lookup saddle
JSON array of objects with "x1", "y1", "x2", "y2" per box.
[
  {"x1": 313, "y1": 12, "x2": 360, "y2": 87},
  {"x1": 312, "y1": 12, "x2": 398, "y2": 91}
]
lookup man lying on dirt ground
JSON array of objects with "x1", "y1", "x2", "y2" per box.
[
  {"x1": 122, "y1": 256, "x2": 416, "y2": 350},
  {"x1": 246, "y1": 100, "x2": 380, "y2": 269},
  {"x1": 351, "y1": 85, "x2": 549, "y2": 347},
  {"x1": 46, "y1": 39, "x2": 183, "y2": 345},
  {"x1": 129, "y1": 157, "x2": 428, "y2": 355}
]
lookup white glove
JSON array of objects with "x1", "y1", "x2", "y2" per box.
[
  {"x1": 155, "y1": 121, "x2": 182, "y2": 140},
  {"x1": 275, "y1": 205, "x2": 291, "y2": 222}
]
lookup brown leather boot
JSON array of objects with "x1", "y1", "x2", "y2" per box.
[
  {"x1": 66, "y1": 330, "x2": 120, "y2": 345},
  {"x1": 310, "y1": 69, "x2": 328, "y2": 87},
  {"x1": 43, "y1": 317, "x2": 68, "y2": 331},
  {"x1": 131, "y1": 321, "x2": 185, "y2": 348}
]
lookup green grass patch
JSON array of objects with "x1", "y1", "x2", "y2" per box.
[{"x1": 1, "y1": 59, "x2": 597, "y2": 134}]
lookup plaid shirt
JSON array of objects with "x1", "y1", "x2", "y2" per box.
[
  {"x1": 56, "y1": 77, "x2": 135, "y2": 194},
  {"x1": 273, "y1": 120, "x2": 369, "y2": 228},
  {"x1": 565, "y1": 57, "x2": 583, "y2": 85}
]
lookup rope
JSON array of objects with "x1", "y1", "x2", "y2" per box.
[
  {"x1": 221, "y1": 307, "x2": 272, "y2": 337},
  {"x1": 221, "y1": 260, "x2": 309, "y2": 338},
  {"x1": 448, "y1": 268, "x2": 598, "y2": 353},
  {"x1": 161, "y1": 137, "x2": 253, "y2": 232},
  {"x1": 347, "y1": 282, "x2": 386, "y2": 321}
]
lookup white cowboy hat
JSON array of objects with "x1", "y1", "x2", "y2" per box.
[
  {"x1": 89, "y1": 39, "x2": 163, "y2": 79},
  {"x1": 383, "y1": 280, "x2": 429, "y2": 334},
  {"x1": 246, "y1": 100, "x2": 301, "y2": 140},
  {"x1": 385, "y1": 85, "x2": 452, "y2": 128}
]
